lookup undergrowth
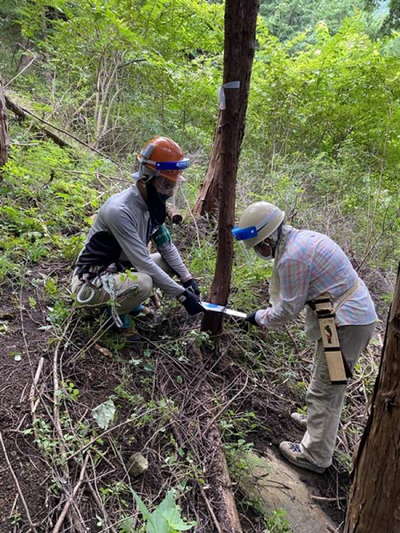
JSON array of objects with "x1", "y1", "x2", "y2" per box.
[{"x1": 0, "y1": 94, "x2": 390, "y2": 533}]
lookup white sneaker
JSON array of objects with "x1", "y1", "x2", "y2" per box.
[{"x1": 290, "y1": 412, "x2": 307, "y2": 428}]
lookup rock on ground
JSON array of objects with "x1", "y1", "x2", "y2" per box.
[{"x1": 238, "y1": 449, "x2": 336, "y2": 533}]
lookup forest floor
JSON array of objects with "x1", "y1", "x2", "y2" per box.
[{"x1": 0, "y1": 242, "x2": 388, "y2": 532}]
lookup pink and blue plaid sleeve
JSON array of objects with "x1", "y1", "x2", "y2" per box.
[{"x1": 256, "y1": 259, "x2": 311, "y2": 328}]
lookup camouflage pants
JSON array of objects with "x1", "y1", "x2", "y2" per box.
[{"x1": 71, "y1": 253, "x2": 170, "y2": 315}]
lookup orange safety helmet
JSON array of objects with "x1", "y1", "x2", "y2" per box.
[{"x1": 136, "y1": 136, "x2": 190, "y2": 183}]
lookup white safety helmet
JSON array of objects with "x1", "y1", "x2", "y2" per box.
[{"x1": 232, "y1": 201, "x2": 285, "y2": 248}]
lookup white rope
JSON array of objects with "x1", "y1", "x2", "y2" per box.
[{"x1": 102, "y1": 273, "x2": 123, "y2": 328}]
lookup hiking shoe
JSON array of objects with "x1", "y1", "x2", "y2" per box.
[
  {"x1": 111, "y1": 315, "x2": 142, "y2": 342},
  {"x1": 279, "y1": 441, "x2": 325, "y2": 474},
  {"x1": 291, "y1": 412, "x2": 307, "y2": 429}
]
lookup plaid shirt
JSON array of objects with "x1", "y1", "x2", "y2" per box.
[{"x1": 255, "y1": 227, "x2": 378, "y2": 329}]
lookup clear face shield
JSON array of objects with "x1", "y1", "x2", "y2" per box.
[
  {"x1": 152, "y1": 175, "x2": 179, "y2": 198},
  {"x1": 232, "y1": 223, "x2": 280, "y2": 261}
]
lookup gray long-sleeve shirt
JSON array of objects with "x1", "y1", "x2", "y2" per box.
[{"x1": 78, "y1": 186, "x2": 191, "y2": 297}]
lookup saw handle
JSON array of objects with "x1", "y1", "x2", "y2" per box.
[
  {"x1": 178, "y1": 290, "x2": 203, "y2": 316},
  {"x1": 245, "y1": 311, "x2": 259, "y2": 326}
]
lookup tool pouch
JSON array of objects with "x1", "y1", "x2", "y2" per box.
[{"x1": 308, "y1": 294, "x2": 352, "y2": 385}]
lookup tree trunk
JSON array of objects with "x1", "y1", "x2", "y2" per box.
[
  {"x1": 201, "y1": 0, "x2": 260, "y2": 335},
  {"x1": 344, "y1": 262, "x2": 400, "y2": 533},
  {"x1": 193, "y1": 116, "x2": 222, "y2": 217},
  {"x1": 0, "y1": 87, "x2": 9, "y2": 167}
]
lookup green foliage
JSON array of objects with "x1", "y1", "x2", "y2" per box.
[
  {"x1": 239, "y1": 16, "x2": 400, "y2": 267},
  {"x1": 260, "y1": 0, "x2": 366, "y2": 41},
  {"x1": 265, "y1": 509, "x2": 293, "y2": 533},
  {"x1": 250, "y1": 17, "x2": 400, "y2": 164},
  {"x1": 15, "y1": 0, "x2": 223, "y2": 150},
  {"x1": 92, "y1": 398, "x2": 117, "y2": 430},
  {"x1": 0, "y1": 140, "x2": 110, "y2": 279},
  {"x1": 133, "y1": 490, "x2": 196, "y2": 533}
]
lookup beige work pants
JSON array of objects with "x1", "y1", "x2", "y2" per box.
[
  {"x1": 300, "y1": 322, "x2": 376, "y2": 468},
  {"x1": 71, "y1": 253, "x2": 171, "y2": 315}
]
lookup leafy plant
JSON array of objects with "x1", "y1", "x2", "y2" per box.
[
  {"x1": 265, "y1": 509, "x2": 293, "y2": 533},
  {"x1": 133, "y1": 490, "x2": 196, "y2": 533},
  {"x1": 92, "y1": 398, "x2": 117, "y2": 430}
]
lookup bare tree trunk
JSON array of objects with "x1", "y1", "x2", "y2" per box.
[
  {"x1": 344, "y1": 262, "x2": 400, "y2": 533},
  {"x1": 193, "y1": 116, "x2": 222, "y2": 217},
  {"x1": 0, "y1": 87, "x2": 9, "y2": 167},
  {"x1": 202, "y1": 0, "x2": 260, "y2": 335}
]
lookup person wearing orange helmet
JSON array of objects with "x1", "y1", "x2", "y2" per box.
[{"x1": 71, "y1": 136, "x2": 203, "y2": 337}]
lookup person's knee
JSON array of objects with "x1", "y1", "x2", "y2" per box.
[{"x1": 137, "y1": 273, "x2": 153, "y2": 299}]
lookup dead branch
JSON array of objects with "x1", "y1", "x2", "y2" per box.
[
  {"x1": 4, "y1": 94, "x2": 120, "y2": 165},
  {"x1": 202, "y1": 374, "x2": 249, "y2": 436},
  {"x1": 4, "y1": 55, "x2": 37, "y2": 89},
  {"x1": 52, "y1": 453, "x2": 89, "y2": 533},
  {"x1": 0, "y1": 87, "x2": 9, "y2": 167},
  {"x1": 0, "y1": 432, "x2": 38, "y2": 531}
]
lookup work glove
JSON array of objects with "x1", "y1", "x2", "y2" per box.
[
  {"x1": 183, "y1": 278, "x2": 200, "y2": 296},
  {"x1": 245, "y1": 311, "x2": 259, "y2": 326},
  {"x1": 178, "y1": 290, "x2": 204, "y2": 316}
]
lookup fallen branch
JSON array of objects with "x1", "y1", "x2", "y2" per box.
[
  {"x1": 198, "y1": 483, "x2": 223, "y2": 533},
  {"x1": 202, "y1": 374, "x2": 249, "y2": 436},
  {"x1": 4, "y1": 55, "x2": 37, "y2": 89},
  {"x1": 311, "y1": 495, "x2": 346, "y2": 502},
  {"x1": 204, "y1": 418, "x2": 243, "y2": 533},
  {"x1": 52, "y1": 453, "x2": 89, "y2": 533},
  {"x1": 0, "y1": 431, "x2": 38, "y2": 532},
  {"x1": 4, "y1": 94, "x2": 120, "y2": 166},
  {"x1": 159, "y1": 345, "x2": 243, "y2": 533},
  {"x1": 30, "y1": 356, "x2": 46, "y2": 416}
]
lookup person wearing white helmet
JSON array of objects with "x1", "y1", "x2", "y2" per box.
[
  {"x1": 232, "y1": 201, "x2": 377, "y2": 474},
  {"x1": 72, "y1": 136, "x2": 203, "y2": 338}
]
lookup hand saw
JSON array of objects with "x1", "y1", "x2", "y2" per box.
[{"x1": 200, "y1": 301, "x2": 247, "y2": 319}]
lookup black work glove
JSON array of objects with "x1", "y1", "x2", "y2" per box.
[
  {"x1": 246, "y1": 311, "x2": 259, "y2": 326},
  {"x1": 182, "y1": 278, "x2": 200, "y2": 296},
  {"x1": 178, "y1": 290, "x2": 203, "y2": 316}
]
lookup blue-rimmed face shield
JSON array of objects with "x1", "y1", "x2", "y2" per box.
[
  {"x1": 231, "y1": 225, "x2": 258, "y2": 241},
  {"x1": 154, "y1": 159, "x2": 190, "y2": 171}
]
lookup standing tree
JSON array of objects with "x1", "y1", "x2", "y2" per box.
[
  {"x1": 344, "y1": 262, "x2": 400, "y2": 532},
  {"x1": 201, "y1": 0, "x2": 260, "y2": 335},
  {"x1": 0, "y1": 85, "x2": 9, "y2": 167},
  {"x1": 193, "y1": 121, "x2": 222, "y2": 217}
]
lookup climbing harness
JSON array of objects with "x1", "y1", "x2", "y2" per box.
[{"x1": 75, "y1": 264, "x2": 123, "y2": 328}]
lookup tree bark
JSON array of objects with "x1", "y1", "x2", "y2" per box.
[
  {"x1": 193, "y1": 116, "x2": 222, "y2": 217},
  {"x1": 201, "y1": 0, "x2": 260, "y2": 335},
  {"x1": 344, "y1": 262, "x2": 400, "y2": 533},
  {"x1": 0, "y1": 87, "x2": 9, "y2": 167}
]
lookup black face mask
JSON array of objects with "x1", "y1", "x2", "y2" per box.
[{"x1": 145, "y1": 181, "x2": 167, "y2": 227}]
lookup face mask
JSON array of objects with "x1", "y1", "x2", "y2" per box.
[
  {"x1": 254, "y1": 248, "x2": 273, "y2": 261},
  {"x1": 254, "y1": 239, "x2": 274, "y2": 260},
  {"x1": 153, "y1": 175, "x2": 177, "y2": 198},
  {"x1": 145, "y1": 181, "x2": 167, "y2": 226},
  {"x1": 158, "y1": 193, "x2": 170, "y2": 202}
]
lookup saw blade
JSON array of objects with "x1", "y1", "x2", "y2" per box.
[{"x1": 201, "y1": 302, "x2": 247, "y2": 319}]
